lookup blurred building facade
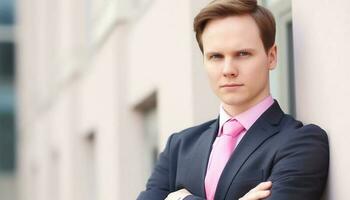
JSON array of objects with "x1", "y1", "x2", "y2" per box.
[
  {"x1": 13, "y1": 0, "x2": 350, "y2": 200},
  {"x1": 0, "y1": 0, "x2": 17, "y2": 199}
]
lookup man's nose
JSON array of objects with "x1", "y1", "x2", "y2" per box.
[{"x1": 222, "y1": 58, "x2": 239, "y2": 78}]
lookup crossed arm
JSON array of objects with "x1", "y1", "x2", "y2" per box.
[
  {"x1": 165, "y1": 182, "x2": 272, "y2": 200},
  {"x1": 138, "y1": 125, "x2": 329, "y2": 200}
]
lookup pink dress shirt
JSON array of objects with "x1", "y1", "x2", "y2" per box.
[{"x1": 206, "y1": 95, "x2": 275, "y2": 175}]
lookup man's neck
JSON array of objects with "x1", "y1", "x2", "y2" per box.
[{"x1": 222, "y1": 94, "x2": 271, "y2": 117}]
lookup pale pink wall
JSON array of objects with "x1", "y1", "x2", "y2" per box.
[{"x1": 292, "y1": 1, "x2": 350, "y2": 199}]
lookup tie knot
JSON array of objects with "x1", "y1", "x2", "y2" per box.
[{"x1": 222, "y1": 119, "x2": 244, "y2": 137}]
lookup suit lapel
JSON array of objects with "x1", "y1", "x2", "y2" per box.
[
  {"x1": 185, "y1": 118, "x2": 219, "y2": 197},
  {"x1": 214, "y1": 101, "x2": 284, "y2": 200}
]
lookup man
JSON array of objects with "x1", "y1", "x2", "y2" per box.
[{"x1": 137, "y1": 0, "x2": 329, "y2": 199}]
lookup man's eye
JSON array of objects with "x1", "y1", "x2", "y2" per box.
[
  {"x1": 209, "y1": 54, "x2": 222, "y2": 60},
  {"x1": 238, "y1": 51, "x2": 250, "y2": 57}
]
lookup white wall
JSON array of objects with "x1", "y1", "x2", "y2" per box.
[{"x1": 292, "y1": 1, "x2": 350, "y2": 199}]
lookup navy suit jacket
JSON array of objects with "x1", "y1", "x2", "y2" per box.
[{"x1": 137, "y1": 101, "x2": 329, "y2": 200}]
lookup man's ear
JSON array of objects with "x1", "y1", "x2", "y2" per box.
[{"x1": 267, "y1": 44, "x2": 277, "y2": 70}]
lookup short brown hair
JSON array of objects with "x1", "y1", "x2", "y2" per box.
[{"x1": 193, "y1": 0, "x2": 276, "y2": 53}]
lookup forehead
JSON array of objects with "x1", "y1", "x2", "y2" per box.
[{"x1": 202, "y1": 15, "x2": 264, "y2": 52}]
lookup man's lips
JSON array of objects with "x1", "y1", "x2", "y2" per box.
[{"x1": 220, "y1": 83, "x2": 244, "y2": 88}]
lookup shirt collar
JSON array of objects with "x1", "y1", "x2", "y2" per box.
[{"x1": 218, "y1": 95, "x2": 274, "y2": 136}]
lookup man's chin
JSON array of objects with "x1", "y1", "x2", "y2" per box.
[{"x1": 221, "y1": 96, "x2": 247, "y2": 106}]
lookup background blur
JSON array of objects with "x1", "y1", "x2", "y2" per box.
[{"x1": 1, "y1": 0, "x2": 350, "y2": 199}]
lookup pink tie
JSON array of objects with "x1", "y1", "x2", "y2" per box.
[{"x1": 205, "y1": 119, "x2": 245, "y2": 200}]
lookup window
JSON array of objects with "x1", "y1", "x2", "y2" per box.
[
  {"x1": 0, "y1": 42, "x2": 16, "y2": 200},
  {"x1": 0, "y1": 42, "x2": 15, "y2": 79},
  {"x1": 143, "y1": 107, "x2": 159, "y2": 167},
  {"x1": 0, "y1": 0, "x2": 17, "y2": 199},
  {"x1": 0, "y1": 111, "x2": 15, "y2": 171},
  {"x1": 0, "y1": 0, "x2": 15, "y2": 25},
  {"x1": 81, "y1": 130, "x2": 97, "y2": 200},
  {"x1": 0, "y1": 34, "x2": 16, "y2": 174},
  {"x1": 263, "y1": 0, "x2": 296, "y2": 117},
  {"x1": 135, "y1": 92, "x2": 159, "y2": 182}
]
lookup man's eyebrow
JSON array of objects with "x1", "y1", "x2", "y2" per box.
[
  {"x1": 204, "y1": 51, "x2": 222, "y2": 56},
  {"x1": 205, "y1": 48, "x2": 256, "y2": 56},
  {"x1": 235, "y1": 48, "x2": 256, "y2": 52}
]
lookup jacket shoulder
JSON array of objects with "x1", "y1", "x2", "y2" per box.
[
  {"x1": 169, "y1": 118, "x2": 217, "y2": 142},
  {"x1": 280, "y1": 114, "x2": 328, "y2": 138}
]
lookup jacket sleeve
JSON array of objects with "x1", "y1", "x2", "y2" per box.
[
  {"x1": 266, "y1": 124, "x2": 329, "y2": 200},
  {"x1": 137, "y1": 134, "x2": 174, "y2": 200},
  {"x1": 137, "y1": 133, "x2": 208, "y2": 200},
  {"x1": 183, "y1": 195, "x2": 206, "y2": 200}
]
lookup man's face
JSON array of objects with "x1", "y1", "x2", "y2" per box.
[{"x1": 202, "y1": 15, "x2": 277, "y2": 113}]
